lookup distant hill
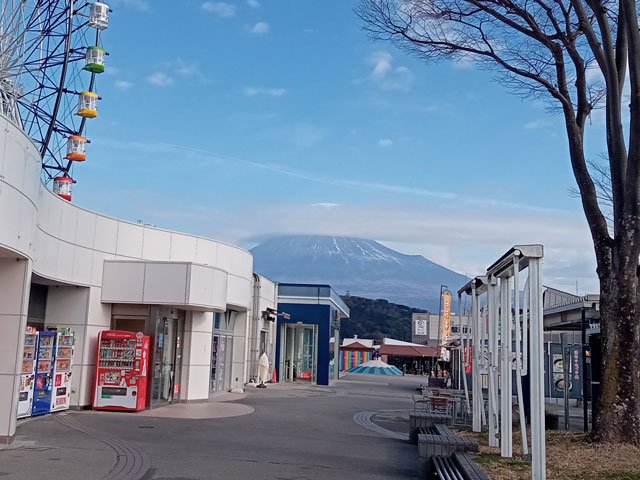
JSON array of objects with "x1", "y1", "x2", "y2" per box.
[
  {"x1": 250, "y1": 235, "x2": 468, "y2": 311},
  {"x1": 340, "y1": 295, "x2": 426, "y2": 341}
]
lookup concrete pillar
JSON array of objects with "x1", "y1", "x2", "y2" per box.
[
  {"x1": 181, "y1": 311, "x2": 213, "y2": 401},
  {"x1": 0, "y1": 257, "x2": 32, "y2": 444},
  {"x1": 44, "y1": 285, "x2": 108, "y2": 408},
  {"x1": 231, "y1": 311, "x2": 247, "y2": 392}
]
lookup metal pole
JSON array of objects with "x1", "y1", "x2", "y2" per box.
[
  {"x1": 487, "y1": 275, "x2": 499, "y2": 447},
  {"x1": 581, "y1": 308, "x2": 588, "y2": 433},
  {"x1": 514, "y1": 260, "x2": 528, "y2": 456},
  {"x1": 461, "y1": 298, "x2": 471, "y2": 415},
  {"x1": 529, "y1": 258, "x2": 546, "y2": 480},
  {"x1": 547, "y1": 341, "x2": 552, "y2": 400},
  {"x1": 500, "y1": 276, "x2": 513, "y2": 458},
  {"x1": 480, "y1": 305, "x2": 488, "y2": 428},
  {"x1": 458, "y1": 293, "x2": 463, "y2": 390},
  {"x1": 335, "y1": 325, "x2": 340, "y2": 382},
  {"x1": 562, "y1": 332, "x2": 569, "y2": 430},
  {"x1": 471, "y1": 282, "x2": 482, "y2": 432},
  {"x1": 435, "y1": 285, "x2": 445, "y2": 377}
]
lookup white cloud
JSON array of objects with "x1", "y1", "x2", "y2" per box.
[
  {"x1": 242, "y1": 86, "x2": 287, "y2": 97},
  {"x1": 114, "y1": 80, "x2": 133, "y2": 90},
  {"x1": 242, "y1": 204, "x2": 597, "y2": 293},
  {"x1": 378, "y1": 138, "x2": 393, "y2": 147},
  {"x1": 90, "y1": 137, "x2": 600, "y2": 294},
  {"x1": 357, "y1": 51, "x2": 414, "y2": 92},
  {"x1": 166, "y1": 59, "x2": 205, "y2": 80},
  {"x1": 146, "y1": 72, "x2": 174, "y2": 87},
  {"x1": 201, "y1": 2, "x2": 236, "y2": 17},
  {"x1": 97, "y1": 188, "x2": 597, "y2": 294},
  {"x1": 247, "y1": 0, "x2": 260, "y2": 7},
  {"x1": 523, "y1": 119, "x2": 551, "y2": 130},
  {"x1": 250, "y1": 22, "x2": 270, "y2": 35},
  {"x1": 311, "y1": 203, "x2": 340, "y2": 208},
  {"x1": 452, "y1": 53, "x2": 475, "y2": 70}
]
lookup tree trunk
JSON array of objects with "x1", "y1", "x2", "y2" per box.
[{"x1": 594, "y1": 229, "x2": 640, "y2": 443}]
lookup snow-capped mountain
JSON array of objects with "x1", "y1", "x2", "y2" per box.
[{"x1": 250, "y1": 235, "x2": 468, "y2": 311}]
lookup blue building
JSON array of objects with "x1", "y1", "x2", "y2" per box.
[{"x1": 275, "y1": 284, "x2": 350, "y2": 385}]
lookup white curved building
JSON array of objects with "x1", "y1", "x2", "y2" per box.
[{"x1": 0, "y1": 114, "x2": 277, "y2": 444}]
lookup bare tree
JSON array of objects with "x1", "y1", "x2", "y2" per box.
[{"x1": 356, "y1": 0, "x2": 640, "y2": 443}]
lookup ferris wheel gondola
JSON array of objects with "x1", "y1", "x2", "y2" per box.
[{"x1": 0, "y1": 0, "x2": 111, "y2": 201}]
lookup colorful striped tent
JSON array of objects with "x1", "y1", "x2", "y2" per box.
[
  {"x1": 347, "y1": 359, "x2": 402, "y2": 375},
  {"x1": 340, "y1": 348, "x2": 373, "y2": 371},
  {"x1": 331, "y1": 339, "x2": 375, "y2": 371}
]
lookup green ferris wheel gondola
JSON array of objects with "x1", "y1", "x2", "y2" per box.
[{"x1": 84, "y1": 46, "x2": 106, "y2": 73}]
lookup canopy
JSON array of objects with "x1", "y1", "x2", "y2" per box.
[
  {"x1": 379, "y1": 343, "x2": 438, "y2": 357},
  {"x1": 347, "y1": 359, "x2": 402, "y2": 375}
]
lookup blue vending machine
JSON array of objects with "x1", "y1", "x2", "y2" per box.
[{"x1": 32, "y1": 331, "x2": 56, "y2": 416}]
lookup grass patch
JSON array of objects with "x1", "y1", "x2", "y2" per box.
[{"x1": 458, "y1": 429, "x2": 640, "y2": 480}]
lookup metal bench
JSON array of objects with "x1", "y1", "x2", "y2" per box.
[
  {"x1": 417, "y1": 424, "x2": 479, "y2": 479},
  {"x1": 409, "y1": 413, "x2": 451, "y2": 444},
  {"x1": 429, "y1": 453, "x2": 490, "y2": 480}
]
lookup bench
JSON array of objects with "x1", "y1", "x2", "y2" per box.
[
  {"x1": 426, "y1": 453, "x2": 490, "y2": 480},
  {"x1": 408, "y1": 413, "x2": 451, "y2": 444},
  {"x1": 452, "y1": 452, "x2": 491, "y2": 480},
  {"x1": 417, "y1": 424, "x2": 479, "y2": 479}
]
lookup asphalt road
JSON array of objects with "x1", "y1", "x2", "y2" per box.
[{"x1": 0, "y1": 374, "x2": 421, "y2": 480}]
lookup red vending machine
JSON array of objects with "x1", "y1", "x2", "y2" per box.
[{"x1": 92, "y1": 330, "x2": 149, "y2": 411}]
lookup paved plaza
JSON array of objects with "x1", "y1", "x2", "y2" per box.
[{"x1": 0, "y1": 374, "x2": 421, "y2": 480}]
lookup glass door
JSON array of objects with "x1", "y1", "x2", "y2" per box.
[
  {"x1": 283, "y1": 325, "x2": 295, "y2": 382},
  {"x1": 224, "y1": 336, "x2": 233, "y2": 391},
  {"x1": 215, "y1": 335, "x2": 227, "y2": 392},
  {"x1": 282, "y1": 324, "x2": 317, "y2": 383},
  {"x1": 210, "y1": 335, "x2": 219, "y2": 394},
  {"x1": 300, "y1": 326, "x2": 315, "y2": 382},
  {"x1": 152, "y1": 317, "x2": 178, "y2": 405}
]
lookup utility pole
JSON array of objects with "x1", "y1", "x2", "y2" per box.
[
  {"x1": 435, "y1": 284, "x2": 447, "y2": 377},
  {"x1": 332, "y1": 310, "x2": 340, "y2": 382}
]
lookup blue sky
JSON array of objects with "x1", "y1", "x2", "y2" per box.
[{"x1": 69, "y1": 0, "x2": 604, "y2": 292}]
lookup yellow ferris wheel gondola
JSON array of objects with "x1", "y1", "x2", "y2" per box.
[{"x1": 76, "y1": 91, "x2": 99, "y2": 118}]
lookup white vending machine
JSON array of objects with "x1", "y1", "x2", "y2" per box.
[
  {"x1": 50, "y1": 328, "x2": 75, "y2": 412},
  {"x1": 17, "y1": 327, "x2": 38, "y2": 419}
]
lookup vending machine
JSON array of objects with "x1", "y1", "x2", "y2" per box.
[
  {"x1": 93, "y1": 330, "x2": 149, "y2": 411},
  {"x1": 50, "y1": 329, "x2": 75, "y2": 412},
  {"x1": 17, "y1": 327, "x2": 38, "y2": 419},
  {"x1": 32, "y1": 331, "x2": 56, "y2": 416}
]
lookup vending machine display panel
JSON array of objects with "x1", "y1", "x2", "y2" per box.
[
  {"x1": 32, "y1": 331, "x2": 56, "y2": 416},
  {"x1": 93, "y1": 330, "x2": 149, "y2": 411},
  {"x1": 17, "y1": 328, "x2": 38, "y2": 418},
  {"x1": 50, "y1": 330, "x2": 75, "y2": 412}
]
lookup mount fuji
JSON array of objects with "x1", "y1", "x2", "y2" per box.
[{"x1": 250, "y1": 235, "x2": 468, "y2": 312}]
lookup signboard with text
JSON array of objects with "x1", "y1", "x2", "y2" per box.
[
  {"x1": 415, "y1": 318, "x2": 427, "y2": 336},
  {"x1": 440, "y1": 293, "x2": 452, "y2": 361}
]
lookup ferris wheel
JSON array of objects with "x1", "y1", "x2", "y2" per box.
[{"x1": 0, "y1": 0, "x2": 111, "y2": 201}]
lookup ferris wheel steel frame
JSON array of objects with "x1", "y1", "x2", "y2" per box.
[{"x1": 3, "y1": 0, "x2": 105, "y2": 183}]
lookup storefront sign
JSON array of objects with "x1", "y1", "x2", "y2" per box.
[
  {"x1": 440, "y1": 293, "x2": 451, "y2": 361},
  {"x1": 298, "y1": 372, "x2": 311, "y2": 379},
  {"x1": 415, "y1": 319, "x2": 427, "y2": 336},
  {"x1": 464, "y1": 346, "x2": 472, "y2": 374}
]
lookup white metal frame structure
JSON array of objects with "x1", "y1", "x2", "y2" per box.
[
  {"x1": 461, "y1": 245, "x2": 546, "y2": 480},
  {"x1": 488, "y1": 245, "x2": 545, "y2": 478},
  {"x1": 457, "y1": 276, "x2": 488, "y2": 434}
]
